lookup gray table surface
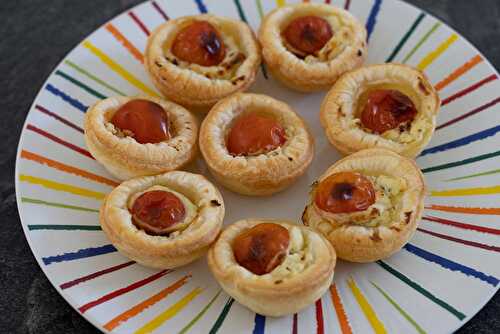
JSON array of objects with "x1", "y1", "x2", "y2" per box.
[{"x1": 1, "y1": 0, "x2": 499, "y2": 333}]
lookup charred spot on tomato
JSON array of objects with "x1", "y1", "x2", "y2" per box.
[
  {"x1": 171, "y1": 21, "x2": 226, "y2": 67},
  {"x1": 111, "y1": 99, "x2": 170, "y2": 144},
  {"x1": 227, "y1": 113, "x2": 287, "y2": 156},
  {"x1": 232, "y1": 223, "x2": 290, "y2": 275},
  {"x1": 314, "y1": 172, "x2": 375, "y2": 214},
  {"x1": 360, "y1": 89, "x2": 417, "y2": 134},
  {"x1": 131, "y1": 190, "x2": 186, "y2": 235},
  {"x1": 283, "y1": 16, "x2": 333, "y2": 56}
]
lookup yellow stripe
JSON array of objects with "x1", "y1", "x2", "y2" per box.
[
  {"x1": 19, "y1": 174, "x2": 106, "y2": 200},
  {"x1": 347, "y1": 278, "x2": 387, "y2": 334},
  {"x1": 431, "y1": 185, "x2": 500, "y2": 197},
  {"x1": 276, "y1": 0, "x2": 286, "y2": 7},
  {"x1": 135, "y1": 287, "x2": 203, "y2": 334},
  {"x1": 82, "y1": 40, "x2": 160, "y2": 98},
  {"x1": 417, "y1": 34, "x2": 458, "y2": 70}
]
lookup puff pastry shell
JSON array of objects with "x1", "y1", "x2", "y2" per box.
[
  {"x1": 84, "y1": 96, "x2": 198, "y2": 180},
  {"x1": 208, "y1": 219, "x2": 336, "y2": 316},
  {"x1": 199, "y1": 93, "x2": 314, "y2": 196},
  {"x1": 303, "y1": 149, "x2": 425, "y2": 262},
  {"x1": 145, "y1": 14, "x2": 261, "y2": 110},
  {"x1": 259, "y1": 3, "x2": 367, "y2": 92},
  {"x1": 100, "y1": 171, "x2": 224, "y2": 269},
  {"x1": 320, "y1": 63, "x2": 440, "y2": 157}
]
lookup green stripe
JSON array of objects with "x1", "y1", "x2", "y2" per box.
[
  {"x1": 178, "y1": 290, "x2": 222, "y2": 334},
  {"x1": 55, "y1": 70, "x2": 107, "y2": 99},
  {"x1": 64, "y1": 60, "x2": 126, "y2": 96},
  {"x1": 209, "y1": 298, "x2": 235, "y2": 334},
  {"x1": 21, "y1": 197, "x2": 100, "y2": 213},
  {"x1": 446, "y1": 168, "x2": 500, "y2": 182},
  {"x1": 386, "y1": 13, "x2": 425, "y2": 62},
  {"x1": 234, "y1": 0, "x2": 248, "y2": 22},
  {"x1": 377, "y1": 261, "x2": 466, "y2": 320},
  {"x1": 255, "y1": 0, "x2": 264, "y2": 19},
  {"x1": 422, "y1": 150, "x2": 500, "y2": 173},
  {"x1": 370, "y1": 281, "x2": 426, "y2": 334},
  {"x1": 402, "y1": 22, "x2": 441, "y2": 64},
  {"x1": 28, "y1": 224, "x2": 102, "y2": 231}
]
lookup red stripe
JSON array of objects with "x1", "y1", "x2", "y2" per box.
[
  {"x1": 292, "y1": 313, "x2": 298, "y2": 334},
  {"x1": 436, "y1": 96, "x2": 500, "y2": 130},
  {"x1": 441, "y1": 74, "x2": 498, "y2": 106},
  {"x1": 78, "y1": 269, "x2": 171, "y2": 313},
  {"x1": 418, "y1": 228, "x2": 500, "y2": 252},
  {"x1": 315, "y1": 299, "x2": 324, "y2": 334},
  {"x1": 60, "y1": 261, "x2": 135, "y2": 290},
  {"x1": 423, "y1": 216, "x2": 500, "y2": 235},
  {"x1": 26, "y1": 124, "x2": 94, "y2": 159},
  {"x1": 35, "y1": 105, "x2": 84, "y2": 133},
  {"x1": 344, "y1": 0, "x2": 351, "y2": 9},
  {"x1": 325, "y1": 0, "x2": 331, "y2": 4},
  {"x1": 152, "y1": 1, "x2": 169, "y2": 20},
  {"x1": 128, "y1": 11, "x2": 150, "y2": 36}
]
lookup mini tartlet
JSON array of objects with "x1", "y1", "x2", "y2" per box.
[
  {"x1": 100, "y1": 171, "x2": 225, "y2": 269},
  {"x1": 208, "y1": 219, "x2": 336, "y2": 316},
  {"x1": 199, "y1": 93, "x2": 314, "y2": 196},
  {"x1": 84, "y1": 96, "x2": 198, "y2": 180},
  {"x1": 145, "y1": 14, "x2": 261, "y2": 110},
  {"x1": 302, "y1": 148, "x2": 425, "y2": 263},
  {"x1": 320, "y1": 63, "x2": 440, "y2": 157},
  {"x1": 259, "y1": 3, "x2": 367, "y2": 92}
]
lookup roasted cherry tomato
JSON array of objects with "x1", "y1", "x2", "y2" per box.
[
  {"x1": 315, "y1": 172, "x2": 375, "y2": 213},
  {"x1": 171, "y1": 21, "x2": 226, "y2": 66},
  {"x1": 360, "y1": 89, "x2": 417, "y2": 134},
  {"x1": 111, "y1": 99, "x2": 170, "y2": 144},
  {"x1": 233, "y1": 223, "x2": 290, "y2": 275},
  {"x1": 227, "y1": 113, "x2": 286, "y2": 156},
  {"x1": 283, "y1": 16, "x2": 333, "y2": 55},
  {"x1": 131, "y1": 190, "x2": 186, "y2": 235}
]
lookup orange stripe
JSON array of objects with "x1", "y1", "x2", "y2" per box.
[
  {"x1": 329, "y1": 284, "x2": 352, "y2": 334},
  {"x1": 435, "y1": 55, "x2": 483, "y2": 91},
  {"x1": 21, "y1": 150, "x2": 118, "y2": 187},
  {"x1": 104, "y1": 275, "x2": 190, "y2": 331},
  {"x1": 105, "y1": 23, "x2": 144, "y2": 63},
  {"x1": 426, "y1": 204, "x2": 500, "y2": 215}
]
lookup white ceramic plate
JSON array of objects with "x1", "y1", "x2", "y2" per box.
[{"x1": 15, "y1": 0, "x2": 500, "y2": 333}]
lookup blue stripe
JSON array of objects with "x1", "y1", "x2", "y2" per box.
[
  {"x1": 253, "y1": 314, "x2": 266, "y2": 334},
  {"x1": 404, "y1": 244, "x2": 499, "y2": 287},
  {"x1": 42, "y1": 244, "x2": 117, "y2": 265},
  {"x1": 420, "y1": 125, "x2": 500, "y2": 156},
  {"x1": 366, "y1": 0, "x2": 382, "y2": 41},
  {"x1": 194, "y1": 0, "x2": 208, "y2": 13},
  {"x1": 45, "y1": 83, "x2": 88, "y2": 112}
]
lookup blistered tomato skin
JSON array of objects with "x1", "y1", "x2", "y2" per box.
[
  {"x1": 361, "y1": 89, "x2": 417, "y2": 134},
  {"x1": 283, "y1": 16, "x2": 333, "y2": 55},
  {"x1": 111, "y1": 100, "x2": 170, "y2": 144},
  {"x1": 315, "y1": 172, "x2": 375, "y2": 214},
  {"x1": 227, "y1": 113, "x2": 287, "y2": 156},
  {"x1": 131, "y1": 190, "x2": 186, "y2": 235},
  {"x1": 233, "y1": 223, "x2": 290, "y2": 275},
  {"x1": 171, "y1": 21, "x2": 226, "y2": 66}
]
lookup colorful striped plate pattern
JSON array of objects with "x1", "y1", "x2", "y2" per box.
[{"x1": 15, "y1": 0, "x2": 500, "y2": 333}]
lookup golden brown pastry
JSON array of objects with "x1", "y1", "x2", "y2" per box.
[
  {"x1": 100, "y1": 171, "x2": 224, "y2": 269},
  {"x1": 145, "y1": 14, "x2": 261, "y2": 110},
  {"x1": 208, "y1": 219, "x2": 336, "y2": 316},
  {"x1": 320, "y1": 63, "x2": 440, "y2": 157},
  {"x1": 199, "y1": 93, "x2": 314, "y2": 196},
  {"x1": 302, "y1": 148, "x2": 425, "y2": 262},
  {"x1": 258, "y1": 3, "x2": 367, "y2": 92},
  {"x1": 84, "y1": 96, "x2": 198, "y2": 180}
]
